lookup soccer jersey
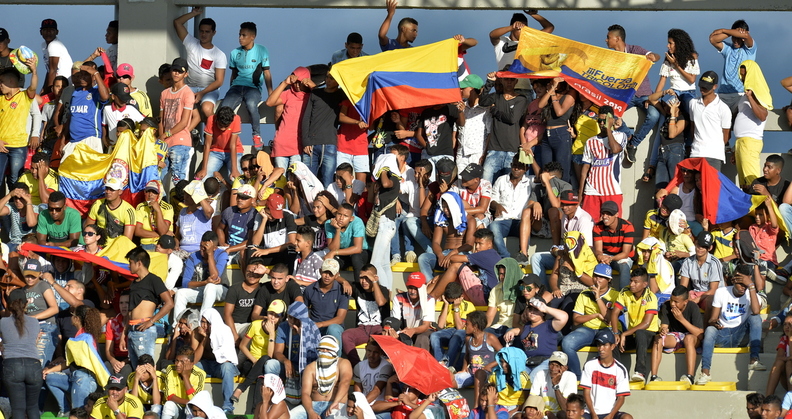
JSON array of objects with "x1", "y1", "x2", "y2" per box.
[
  {"x1": 69, "y1": 87, "x2": 107, "y2": 142},
  {"x1": 614, "y1": 288, "x2": 660, "y2": 332},
  {"x1": 18, "y1": 169, "x2": 59, "y2": 206},
  {"x1": 580, "y1": 358, "x2": 630, "y2": 416},
  {"x1": 245, "y1": 320, "x2": 273, "y2": 359},
  {"x1": 582, "y1": 132, "x2": 628, "y2": 196},
  {"x1": 453, "y1": 179, "x2": 492, "y2": 209},
  {"x1": 229, "y1": 44, "x2": 270, "y2": 89},
  {"x1": 441, "y1": 300, "x2": 475, "y2": 329},
  {"x1": 91, "y1": 394, "x2": 145, "y2": 419},
  {"x1": 127, "y1": 371, "x2": 166, "y2": 405},
  {"x1": 711, "y1": 228, "x2": 736, "y2": 260},
  {"x1": 87, "y1": 199, "x2": 136, "y2": 246},
  {"x1": 103, "y1": 103, "x2": 144, "y2": 144},
  {"x1": 573, "y1": 288, "x2": 619, "y2": 330},
  {"x1": 135, "y1": 201, "x2": 175, "y2": 246},
  {"x1": 0, "y1": 91, "x2": 35, "y2": 147},
  {"x1": 162, "y1": 365, "x2": 206, "y2": 403},
  {"x1": 643, "y1": 209, "x2": 666, "y2": 239},
  {"x1": 487, "y1": 371, "x2": 530, "y2": 407},
  {"x1": 205, "y1": 114, "x2": 243, "y2": 153}
]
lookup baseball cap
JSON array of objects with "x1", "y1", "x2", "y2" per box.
[
  {"x1": 523, "y1": 395, "x2": 545, "y2": 412},
  {"x1": 267, "y1": 299, "x2": 286, "y2": 314},
  {"x1": 519, "y1": 273, "x2": 541, "y2": 287},
  {"x1": 699, "y1": 71, "x2": 719, "y2": 91},
  {"x1": 600, "y1": 200, "x2": 619, "y2": 216},
  {"x1": 697, "y1": 231, "x2": 714, "y2": 248},
  {"x1": 236, "y1": 184, "x2": 256, "y2": 199},
  {"x1": 0, "y1": 28, "x2": 9, "y2": 43},
  {"x1": 594, "y1": 328, "x2": 617, "y2": 345},
  {"x1": 158, "y1": 235, "x2": 176, "y2": 250},
  {"x1": 7, "y1": 288, "x2": 27, "y2": 303},
  {"x1": 110, "y1": 82, "x2": 132, "y2": 103},
  {"x1": 23, "y1": 260, "x2": 42, "y2": 277},
  {"x1": 548, "y1": 351, "x2": 568, "y2": 366},
  {"x1": 406, "y1": 272, "x2": 426, "y2": 288},
  {"x1": 116, "y1": 63, "x2": 134, "y2": 78},
  {"x1": 383, "y1": 317, "x2": 402, "y2": 329},
  {"x1": 435, "y1": 158, "x2": 457, "y2": 185},
  {"x1": 106, "y1": 375, "x2": 126, "y2": 390},
  {"x1": 104, "y1": 177, "x2": 124, "y2": 191},
  {"x1": 593, "y1": 263, "x2": 612, "y2": 280},
  {"x1": 170, "y1": 57, "x2": 188, "y2": 73},
  {"x1": 266, "y1": 194, "x2": 285, "y2": 219},
  {"x1": 321, "y1": 259, "x2": 340, "y2": 276},
  {"x1": 144, "y1": 180, "x2": 161, "y2": 194},
  {"x1": 662, "y1": 193, "x2": 683, "y2": 213},
  {"x1": 559, "y1": 190, "x2": 579, "y2": 205},
  {"x1": 460, "y1": 163, "x2": 483, "y2": 182},
  {"x1": 40, "y1": 19, "x2": 58, "y2": 30},
  {"x1": 459, "y1": 74, "x2": 484, "y2": 90}
]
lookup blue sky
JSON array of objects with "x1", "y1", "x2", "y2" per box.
[{"x1": 3, "y1": 6, "x2": 791, "y2": 147}]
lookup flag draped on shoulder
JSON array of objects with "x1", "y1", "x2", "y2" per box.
[
  {"x1": 59, "y1": 128, "x2": 161, "y2": 215},
  {"x1": 330, "y1": 38, "x2": 461, "y2": 124},
  {"x1": 498, "y1": 27, "x2": 652, "y2": 116}
]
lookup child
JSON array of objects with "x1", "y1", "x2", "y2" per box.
[
  {"x1": 610, "y1": 267, "x2": 659, "y2": 383},
  {"x1": 105, "y1": 290, "x2": 132, "y2": 377},
  {"x1": 765, "y1": 312, "x2": 792, "y2": 396},
  {"x1": 431, "y1": 282, "x2": 476, "y2": 369},
  {"x1": 453, "y1": 311, "x2": 502, "y2": 405},
  {"x1": 711, "y1": 220, "x2": 738, "y2": 268},
  {"x1": 292, "y1": 225, "x2": 324, "y2": 288},
  {"x1": 662, "y1": 209, "x2": 696, "y2": 271},
  {"x1": 642, "y1": 193, "x2": 683, "y2": 241},
  {"x1": 649, "y1": 285, "x2": 703, "y2": 384},
  {"x1": 750, "y1": 200, "x2": 780, "y2": 270},
  {"x1": 468, "y1": 385, "x2": 509, "y2": 419},
  {"x1": 564, "y1": 393, "x2": 586, "y2": 419}
]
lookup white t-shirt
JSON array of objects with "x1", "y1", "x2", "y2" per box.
[
  {"x1": 183, "y1": 35, "x2": 228, "y2": 89},
  {"x1": 103, "y1": 103, "x2": 145, "y2": 143},
  {"x1": 491, "y1": 174, "x2": 533, "y2": 220},
  {"x1": 689, "y1": 95, "x2": 732, "y2": 162},
  {"x1": 733, "y1": 94, "x2": 766, "y2": 140},
  {"x1": 580, "y1": 358, "x2": 630, "y2": 416},
  {"x1": 106, "y1": 44, "x2": 118, "y2": 69},
  {"x1": 327, "y1": 179, "x2": 365, "y2": 204},
  {"x1": 712, "y1": 286, "x2": 752, "y2": 328},
  {"x1": 530, "y1": 369, "x2": 578, "y2": 414},
  {"x1": 353, "y1": 360, "x2": 395, "y2": 402},
  {"x1": 659, "y1": 59, "x2": 700, "y2": 92},
  {"x1": 494, "y1": 36, "x2": 517, "y2": 71},
  {"x1": 41, "y1": 38, "x2": 73, "y2": 78}
]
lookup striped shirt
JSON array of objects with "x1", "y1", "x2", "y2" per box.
[
  {"x1": 453, "y1": 179, "x2": 492, "y2": 208},
  {"x1": 582, "y1": 131, "x2": 628, "y2": 196},
  {"x1": 593, "y1": 219, "x2": 635, "y2": 258}
]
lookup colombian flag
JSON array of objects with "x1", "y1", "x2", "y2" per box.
[
  {"x1": 666, "y1": 158, "x2": 788, "y2": 236},
  {"x1": 498, "y1": 27, "x2": 652, "y2": 117},
  {"x1": 66, "y1": 333, "x2": 111, "y2": 389},
  {"x1": 330, "y1": 38, "x2": 461, "y2": 124},
  {"x1": 59, "y1": 129, "x2": 161, "y2": 215}
]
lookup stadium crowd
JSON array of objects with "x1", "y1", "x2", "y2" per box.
[{"x1": 2, "y1": 2, "x2": 792, "y2": 419}]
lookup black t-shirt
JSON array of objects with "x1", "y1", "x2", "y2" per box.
[
  {"x1": 659, "y1": 300, "x2": 703, "y2": 333},
  {"x1": 56, "y1": 299, "x2": 96, "y2": 341},
  {"x1": 130, "y1": 273, "x2": 167, "y2": 309},
  {"x1": 304, "y1": 215, "x2": 328, "y2": 250},
  {"x1": 253, "y1": 212, "x2": 298, "y2": 249},
  {"x1": 225, "y1": 283, "x2": 260, "y2": 324},
  {"x1": 301, "y1": 88, "x2": 345, "y2": 146},
  {"x1": 377, "y1": 173, "x2": 400, "y2": 220},
  {"x1": 352, "y1": 282, "x2": 390, "y2": 326},
  {"x1": 253, "y1": 279, "x2": 302, "y2": 312},
  {"x1": 420, "y1": 104, "x2": 459, "y2": 157},
  {"x1": 751, "y1": 177, "x2": 790, "y2": 206}
]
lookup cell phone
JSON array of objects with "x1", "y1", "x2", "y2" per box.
[{"x1": 662, "y1": 94, "x2": 679, "y2": 106}]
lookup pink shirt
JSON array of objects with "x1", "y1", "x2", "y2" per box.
[
  {"x1": 272, "y1": 88, "x2": 307, "y2": 157},
  {"x1": 749, "y1": 222, "x2": 779, "y2": 264},
  {"x1": 160, "y1": 85, "x2": 194, "y2": 147}
]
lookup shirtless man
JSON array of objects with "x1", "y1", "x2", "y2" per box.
[
  {"x1": 126, "y1": 247, "x2": 175, "y2": 368},
  {"x1": 292, "y1": 336, "x2": 352, "y2": 419}
]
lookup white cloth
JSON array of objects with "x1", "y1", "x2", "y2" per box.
[
  {"x1": 353, "y1": 360, "x2": 394, "y2": 402},
  {"x1": 41, "y1": 38, "x2": 73, "y2": 78},
  {"x1": 183, "y1": 35, "x2": 227, "y2": 89},
  {"x1": 491, "y1": 173, "x2": 533, "y2": 220},
  {"x1": 580, "y1": 358, "x2": 630, "y2": 416},
  {"x1": 457, "y1": 104, "x2": 491, "y2": 157},
  {"x1": 200, "y1": 308, "x2": 239, "y2": 365},
  {"x1": 326, "y1": 179, "x2": 365, "y2": 203},
  {"x1": 289, "y1": 161, "x2": 324, "y2": 208},
  {"x1": 582, "y1": 131, "x2": 628, "y2": 196},
  {"x1": 713, "y1": 286, "x2": 752, "y2": 328},
  {"x1": 659, "y1": 59, "x2": 700, "y2": 92},
  {"x1": 689, "y1": 95, "x2": 732, "y2": 162},
  {"x1": 103, "y1": 104, "x2": 145, "y2": 143},
  {"x1": 187, "y1": 390, "x2": 226, "y2": 419},
  {"x1": 165, "y1": 253, "x2": 184, "y2": 291},
  {"x1": 562, "y1": 206, "x2": 595, "y2": 245},
  {"x1": 733, "y1": 94, "x2": 766, "y2": 139}
]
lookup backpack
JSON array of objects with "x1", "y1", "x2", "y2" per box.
[{"x1": 100, "y1": 201, "x2": 126, "y2": 239}]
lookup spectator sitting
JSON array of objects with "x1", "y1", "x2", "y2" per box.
[
  {"x1": 290, "y1": 335, "x2": 352, "y2": 419},
  {"x1": 418, "y1": 191, "x2": 469, "y2": 286},
  {"x1": 292, "y1": 225, "x2": 324, "y2": 288},
  {"x1": 103, "y1": 82, "x2": 144, "y2": 149},
  {"x1": 90, "y1": 376, "x2": 145, "y2": 419},
  {"x1": 642, "y1": 193, "x2": 684, "y2": 241},
  {"x1": 519, "y1": 162, "x2": 573, "y2": 263},
  {"x1": 272, "y1": 302, "x2": 321, "y2": 394},
  {"x1": 173, "y1": 231, "x2": 229, "y2": 318},
  {"x1": 165, "y1": 310, "x2": 199, "y2": 363},
  {"x1": 485, "y1": 258, "x2": 521, "y2": 339},
  {"x1": 295, "y1": 191, "x2": 338, "y2": 254},
  {"x1": 528, "y1": 352, "x2": 577, "y2": 419},
  {"x1": 592, "y1": 200, "x2": 635, "y2": 289},
  {"x1": 155, "y1": 235, "x2": 183, "y2": 293},
  {"x1": 452, "y1": 311, "x2": 502, "y2": 400},
  {"x1": 488, "y1": 347, "x2": 530, "y2": 413},
  {"x1": 635, "y1": 237, "x2": 675, "y2": 303},
  {"x1": 661, "y1": 209, "x2": 696, "y2": 272},
  {"x1": 161, "y1": 347, "x2": 207, "y2": 419},
  {"x1": 250, "y1": 262, "x2": 303, "y2": 321},
  {"x1": 128, "y1": 354, "x2": 165, "y2": 412},
  {"x1": 431, "y1": 282, "x2": 476, "y2": 369},
  {"x1": 352, "y1": 338, "x2": 395, "y2": 415},
  {"x1": 746, "y1": 393, "x2": 764, "y2": 419},
  {"x1": 231, "y1": 154, "x2": 261, "y2": 206},
  {"x1": 490, "y1": 155, "x2": 535, "y2": 259},
  {"x1": 135, "y1": 180, "x2": 174, "y2": 251},
  {"x1": 749, "y1": 200, "x2": 778, "y2": 288},
  {"x1": 326, "y1": 162, "x2": 365, "y2": 207},
  {"x1": 761, "y1": 396, "x2": 783, "y2": 419},
  {"x1": 0, "y1": 183, "x2": 39, "y2": 252},
  {"x1": 86, "y1": 177, "x2": 136, "y2": 248},
  {"x1": 36, "y1": 191, "x2": 81, "y2": 247},
  {"x1": 19, "y1": 152, "x2": 59, "y2": 206},
  {"x1": 323, "y1": 202, "x2": 369, "y2": 283},
  {"x1": 679, "y1": 232, "x2": 723, "y2": 313},
  {"x1": 216, "y1": 183, "x2": 258, "y2": 263},
  {"x1": 341, "y1": 264, "x2": 389, "y2": 366},
  {"x1": 231, "y1": 300, "x2": 285, "y2": 406},
  {"x1": 186, "y1": 390, "x2": 227, "y2": 419},
  {"x1": 428, "y1": 228, "x2": 501, "y2": 306},
  {"x1": 285, "y1": 161, "x2": 324, "y2": 218},
  {"x1": 105, "y1": 290, "x2": 132, "y2": 378},
  {"x1": 252, "y1": 374, "x2": 290, "y2": 419},
  {"x1": 649, "y1": 285, "x2": 704, "y2": 385},
  {"x1": 247, "y1": 193, "x2": 298, "y2": 269},
  {"x1": 580, "y1": 329, "x2": 633, "y2": 419},
  {"x1": 223, "y1": 258, "x2": 266, "y2": 343},
  {"x1": 176, "y1": 180, "x2": 214, "y2": 255},
  {"x1": 388, "y1": 272, "x2": 435, "y2": 351},
  {"x1": 467, "y1": 385, "x2": 508, "y2": 419},
  {"x1": 610, "y1": 267, "x2": 659, "y2": 384},
  {"x1": 303, "y1": 258, "x2": 351, "y2": 343},
  {"x1": 193, "y1": 309, "x2": 239, "y2": 414}
]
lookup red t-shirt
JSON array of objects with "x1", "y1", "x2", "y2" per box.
[
  {"x1": 205, "y1": 114, "x2": 243, "y2": 153},
  {"x1": 337, "y1": 100, "x2": 369, "y2": 156},
  {"x1": 105, "y1": 314, "x2": 129, "y2": 358},
  {"x1": 272, "y1": 88, "x2": 307, "y2": 158}
]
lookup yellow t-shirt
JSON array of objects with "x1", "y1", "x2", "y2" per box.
[
  {"x1": 135, "y1": 200, "x2": 175, "y2": 246},
  {"x1": 614, "y1": 288, "x2": 660, "y2": 332},
  {"x1": 442, "y1": 300, "x2": 476, "y2": 329},
  {"x1": 127, "y1": 371, "x2": 166, "y2": 405},
  {"x1": 487, "y1": 282, "x2": 515, "y2": 328},
  {"x1": 87, "y1": 199, "x2": 136, "y2": 247},
  {"x1": 163, "y1": 365, "x2": 206, "y2": 403},
  {"x1": 131, "y1": 89, "x2": 153, "y2": 118},
  {"x1": 643, "y1": 209, "x2": 665, "y2": 240},
  {"x1": 663, "y1": 230, "x2": 695, "y2": 256},
  {"x1": 711, "y1": 228, "x2": 736, "y2": 260},
  {"x1": 571, "y1": 108, "x2": 600, "y2": 156},
  {"x1": 0, "y1": 90, "x2": 36, "y2": 147},
  {"x1": 91, "y1": 394, "x2": 145, "y2": 419},
  {"x1": 573, "y1": 288, "x2": 619, "y2": 330},
  {"x1": 18, "y1": 169, "x2": 60, "y2": 206},
  {"x1": 246, "y1": 320, "x2": 273, "y2": 359},
  {"x1": 488, "y1": 371, "x2": 531, "y2": 407}
]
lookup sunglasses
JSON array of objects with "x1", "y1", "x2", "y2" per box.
[
  {"x1": 597, "y1": 118, "x2": 607, "y2": 124},
  {"x1": 519, "y1": 284, "x2": 534, "y2": 292},
  {"x1": 48, "y1": 207, "x2": 64, "y2": 212},
  {"x1": 82, "y1": 231, "x2": 97, "y2": 237},
  {"x1": 237, "y1": 196, "x2": 252, "y2": 201}
]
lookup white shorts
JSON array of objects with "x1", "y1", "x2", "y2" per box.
[{"x1": 336, "y1": 151, "x2": 370, "y2": 173}]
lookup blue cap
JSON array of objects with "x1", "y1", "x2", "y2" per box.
[
  {"x1": 593, "y1": 263, "x2": 612, "y2": 280},
  {"x1": 595, "y1": 328, "x2": 616, "y2": 345}
]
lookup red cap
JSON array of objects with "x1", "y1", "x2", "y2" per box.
[
  {"x1": 406, "y1": 272, "x2": 426, "y2": 288},
  {"x1": 117, "y1": 63, "x2": 134, "y2": 78},
  {"x1": 266, "y1": 194, "x2": 285, "y2": 219}
]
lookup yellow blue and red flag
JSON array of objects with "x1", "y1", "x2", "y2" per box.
[
  {"x1": 330, "y1": 38, "x2": 461, "y2": 124},
  {"x1": 498, "y1": 27, "x2": 652, "y2": 117},
  {"x1": 59, "y1": 129, "x2": 160, "y2": 215}
]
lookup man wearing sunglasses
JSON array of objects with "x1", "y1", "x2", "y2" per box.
[
  {"x1": 36, "y1": 190, "x2": 81, "y2": 247},
  {"x1": 115, "y1": 63, "x2": 152, "y2": 117}
]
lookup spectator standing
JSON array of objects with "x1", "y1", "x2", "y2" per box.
[
  {"x1": 378, "y1": 0, "x2": 418, "y2": 51},
  {"x1": 302, "y1": 70, "x2": 344, "y2": 187},
  {"x1": 0, "y1": 57, "x2": 37, "y2": 189},
  {"x1": 62, "y1": 67, "x2": 110, "y2": 161},
  {"x1": 39, "y1": 19, "x2": 73, "y2": 92},
  {"x1": 709, "y1": 20, "x2": 756, "y2": 112},
  {"x1": 159, "y1": 57, "x2": 194, "y2": 184},
  {"x1": 489, "y1": 11, "x2": 554, "y2": 74},
  {"x1": 456, "y1": 74, "x2": 491, "y2": 174},
  {"x1": 579, "y1": 106, "x2": 628, "y2": 220},
  {"x1": 331, "y1": 32, "x2": 369, "y2": 64},
  {"x1": 688, "y1": 72, "x2": 731, "y2": 171},
  {"x1": 116, "y1": 63, "x2": 152, "y2": 117},
  {"x1": 0, "y1": 288, "x2": 44, "y2": 419},
  {"x1": 479, "y1": 72, "x2": 528, "y2": 184},
  {"x1": 733, "y1": 60, "x2": 772, "y2": 187},
  {"x1": 265, "y1": 67, "x2": 311, "y2": 176}
]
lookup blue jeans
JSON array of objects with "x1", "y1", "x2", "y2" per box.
[
  {"x1": 319, "y1": 324, "x2": 345, "y2": 346},
  {"x1": 561, "y1": 327, "x2": 612, "y2": 378},
  {"x1": 274, "y1": 155, "x2": 301, "y2": 170},
  {"x1": 653, "y1": 141, "x2": 685, "y2": 187},
  {"x1": 482, "y1": 150, "x2": 517, "y2": 184},
  {"x1": 2, "y1": 357, "x2": 43, "y2": 419},
  {"x1": 491, "y1": 219, "x2": 520, "y2": 258},
  {"x1": 401, "y1": 216, "x2": 432, "y2": 254},
  {"x1": 701, "y1": 314, "x2": 762, "y2": 371},
  {"x1": 430, "y1": 327, "x2": 467, "y2": 367},
  {"x1": 390, "y1": 213, "x2": 415, "y2": 257},
  {"x1": 205, "y1": 150, "x2": 242, "y2": 180},
  {"x1": 311, "y1": 144, "x2": 338, "y2": 187},
  {"x1": 370, "y1": 216, "x2": 397, "y2": 290},
  {"x1": 223, "y1": 85, "x2": 263, "y2": 136},
  {"x1": 530, "y1": 252, "x2": 555, "y2": 288},
  {"x1": 540, "y1": 126, "x2": 575, "y2": 190},
  {"x1": 128, "y1": 325, "x2": 158, "y2": 368},
  {"x1": 45, "y1": 369, "x2": 97, "y2": 413},
  {"x1": 37, "y1": 321, "x2": 59, "y2": 367},
  {"x1": 290, "y1": 401, "x2": 344, "y2": 419},
  {"x1": 197, "y1": 360, "x2": 240, "y2": 411},
  {"x1": 619, "y1": 95, "x2": 661, "y2": 146},
  {"x1": 0, "y1": 146, "x2": 27, "y2": 190},
  {"x1": 609, "y1": 258, "x2": 634, "y2": 290},
  {"x1": 418, "y1": 249, "x2": 452, "y2": 283},
  {"x1": 165, "y1": 145, "x2": 192, "y2": 184},
  {"x1": 262, "y1": 358, "x2": 283, "y2": 376}
]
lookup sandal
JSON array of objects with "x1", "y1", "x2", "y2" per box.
[{"x1": 641, "y1": 166, "x2": 655, "y2": 183}]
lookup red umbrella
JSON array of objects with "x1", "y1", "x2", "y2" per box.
[
  {"x1": 372, "y1": 335, "x2": 454, "y2": 395},
  {"x1": 19, "y1": 243, "x2": 135, "y2": 278}
]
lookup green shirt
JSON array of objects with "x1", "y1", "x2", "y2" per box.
[{"x1": 37, "y1": 206, "x2": 82, "y2": 243}]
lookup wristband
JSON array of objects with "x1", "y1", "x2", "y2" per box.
[
  {"x1": 167, "y1": 394, "x2": 176, "y2": 402},
  {"x1": 186, "y1": 388, "x2": 196, "y2": 396}
]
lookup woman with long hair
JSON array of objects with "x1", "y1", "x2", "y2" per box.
[
  {"x1": 1, "y1": 288, "x2": 44, "y2": 419},
  {"x1": 656, "y1": 29, "x2": 699, "y2": 116},
  {"x1": 43, "y1": 305, "x2": 108, "y2": 416},
  {"x1": 538, "y1": 78, "x2": 578, "y2": 189}
]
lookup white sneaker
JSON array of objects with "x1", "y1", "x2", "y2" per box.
[
  {"x1": 680, "y1": 374, "x2": 694, "y2": 385},
  {"x1": 405, "y1": 251, "x2": 417, "y2": 263},
  {"x1": 630, "y1": 372, "x2": 645, "y2": 382},
  {"x1": 391, "y1": 254, "x2": 402, "y2": 266},
  {"x1": 749, "y1": 360, "x2": 767, "y2": 371},
  {"x1": 696, "y1": 373, "x2": 712, "y2": 385}
]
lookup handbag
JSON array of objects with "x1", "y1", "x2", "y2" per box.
[{"x1": 365, "y1": 198, "x2": 398, "y2": 237}]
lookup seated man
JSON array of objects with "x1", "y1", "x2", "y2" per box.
[
  {"x1": 324, "y1": 202, "x2": 369, "y2": 283},
  {"x1": 1, "y1": 183, "x2": 40, "y2": 252},
  {"x1": 161, "y1": 347, "x2": 206, "y2": 419},
  {"x1": 135, "y1": 180, "x2": 174, "y2": 251},
  {"x1": 353, "y1": 338, "x2": 394, "y2": 416},
  {"x1": 19, "y1": 151, "x2": 59, "y2": 206},
  {"x1": 326, "y1": 162, "x2": 365, "y2": 205},
  {"x1": 430, "y1": 282, "x2": 475, "y2": 368},
  {"x1": 128, "y1": 354, "x2": 165, "y2": 411},
  {"x1": 86, "y1": 177, "x2": 136, "y2": 248},
  {"x1": 490, "y1": 154, "x2": 535, "y2": 259},
  {"x1": 292, "y1": 225, "x2": 324, "y2": 288},
  {"x1": 90, "y1": 376, "x2": 145, "y2": 419},
  {"x1": 418, "y1": 191, "x2": 470, "y2": 285},
  {"x1": 341, "y1": 264, "x2": 389, "y2": 366},
  {"x1": 529, "y1": 352, "x2": 577, "y2": 419},
  {"x1": 290, "y1": 336, "x2": 352, "y2": 419},
  {"x1": 679, "y1": 232, "x2": 723, "y2": 313},
  {"x1": 223, "y1": 259, "x2": 265, "y2": 343},
  {"x1": 36, "y1": 191, "x2": 81, "y2": 247},
  {"x1": 194, "y1": 310, "x2": 239, "y2": 414},
  {"x1": 250, "y1": 262, "x2": 304, "y2": 321},
  {"x1": 697, "y1": 263, "x2": 764, "y2": 385},
  {"x1": 454, "y1": 163, "x2": 492, "y2": 244},
  {"x1": 428, "y1": 228, "x2": 501, "y2": 306},
  {"x1": 303, "y1": 259, "x2": 351, "y2": 343},
  {"x1": 248, "y1": 193, "x2": 298, "y2": 269},
  {"x1": 173, "y1": 231, "x2": 229, "y2": 318},
  {"x1": 610, "y1": 267, "x2": 659, "y2": 384},
  {"x1": 580, "y1": 329, "x2": 633, "y2": 419},
  {"x1": 389, "y1": 272, "x2": 435, "y2": 351},
  {"x1": 518, "y1": 162, "x2": 571, "y2": 263},
  {"x1": 592, "y1": 201, "x2": 635, "y2": 290},
  {"x1": 649, "y1": 285, "x2": 704, "y2": 385},
  {"x1": 217, "y1": 183, "x2": 258, "y2": 263}
]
